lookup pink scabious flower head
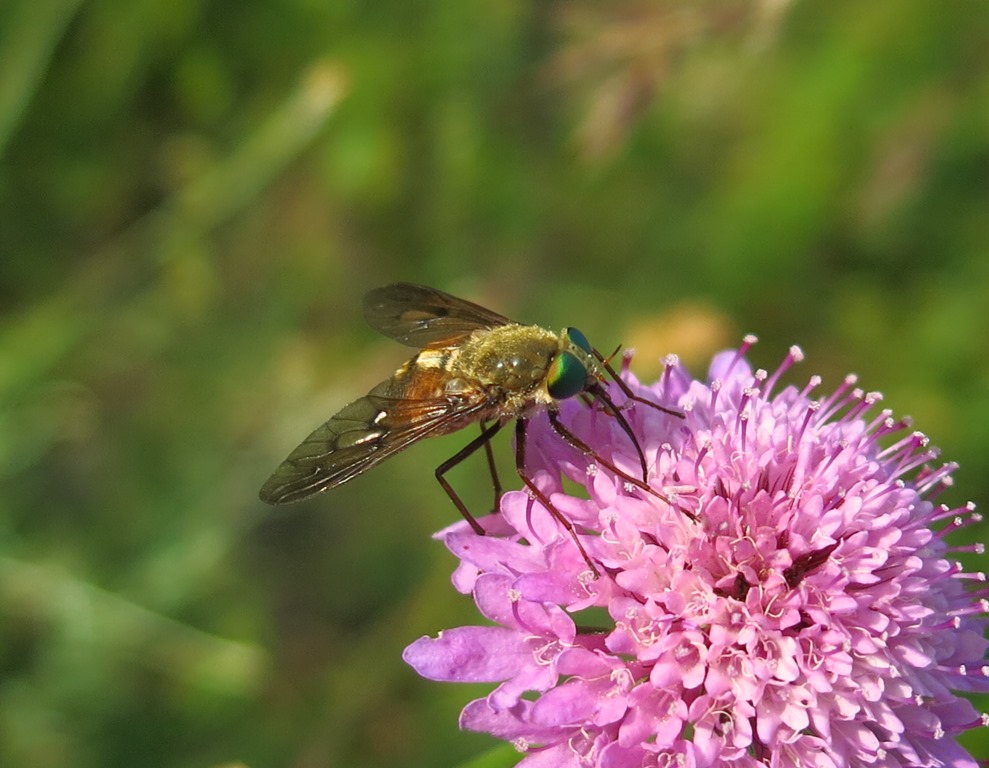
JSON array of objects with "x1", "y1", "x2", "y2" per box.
[{"x1": 403, "y1": 337, "x2": 989, "y2": 768}]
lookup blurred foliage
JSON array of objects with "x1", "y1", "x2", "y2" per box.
[{"x1": 1, "y1": 0, "x2": 988, "y2": 766}]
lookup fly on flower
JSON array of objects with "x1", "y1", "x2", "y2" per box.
[{"x1": 259, "y1": 282, "x2": 682, "y2": 562}]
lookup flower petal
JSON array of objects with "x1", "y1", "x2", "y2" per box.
[{"x1": 403, "y1": 627, "x2": 532, "y2": 682}]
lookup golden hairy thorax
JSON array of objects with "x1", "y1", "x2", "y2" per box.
[
  {"x1": 454, "y1": 324, "x2": 561, "y2": 391},
  {"x1": 393, "y1": 324, "x2": 563, "y2": 418}
]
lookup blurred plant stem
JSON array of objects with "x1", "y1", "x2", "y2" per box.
[
  {"x1": 0, "y1": 60, "x2": 346, "y2": 410},
  {"x1": 0, "y1": 0, "x2": 84, "y2": 158},
  {"x1": 0, "y1": 554, "x2": 266, "y2": 697},
  {"x1": 144, "y1": 61, "x2": 347, "y2": 256}
]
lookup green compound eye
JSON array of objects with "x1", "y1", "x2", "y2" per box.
[
  {"x1": 566, "y1": 327, "x2": 592, "y2": 354},
  {"x1": 547, "y1": 351, "x2": 588, "y2": 400}
]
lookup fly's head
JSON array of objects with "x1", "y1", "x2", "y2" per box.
[{"x1": 546, "y1": 327, "x2": 604, "y2": 401}]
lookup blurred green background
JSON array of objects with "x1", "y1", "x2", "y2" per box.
[{"x1": 2, "y1": 0, "x2": 988, "y2": 766}]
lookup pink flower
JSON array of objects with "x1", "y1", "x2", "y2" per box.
[{"x1": 403, "y1": 337, "x2": 989, "y2": 768}]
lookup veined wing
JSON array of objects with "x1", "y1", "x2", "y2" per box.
[
  {"x1": 363, "y1": 283, "x2": 514, "y2": 348},
  {"x1": 259, "y1": 372, "x2": 492, "y2": 504}
]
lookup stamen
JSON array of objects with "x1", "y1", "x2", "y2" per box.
[
  {"x1": 662, "y1": 353, "x2": 691, "y2": 394},
  {"x1": 892, "y1": 448, "x2": 940, "y2": 480},
  {"x1": 915, "y1": 463, "x2": 958, "y2": 496},
  {"x1": 693, "y1": 439, "x2": 712, "y2": 473},
  {"x1": 799, "y1": 374, "x2": 822, "y2": 399},
  {"x1": 817, "y1": 377, "x2": 862, "y2": 423},
  {"x1": 792, "y1": 400, "x2": 820, "y2": 448},
  {"x1": 864, "y1": 407, "x2": 893, "y2": 436},
  {"x1": 620, "y1": 348, "x2": 634, "y2": 373},
  {"x1": 752, "y1": 369, "x2": 768, "y2": 399},
  {"x1": 722, "y1": 335, "x2": 758, "y2": 381},
  {"x1": 763, "y1": 345, "x2": 804, "y2": 397},
  {"x1": 844, "y1": 390, "x2": 883, "y2": 422},
  {"x1": 709, "y1": 379, "x2": 722, "y2": 411}
]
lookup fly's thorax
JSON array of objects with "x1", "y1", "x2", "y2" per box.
[{"x1": 453, "y1": 324, "x2": 562, "y2": 399}]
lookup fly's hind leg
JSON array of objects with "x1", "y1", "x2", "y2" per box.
[
  {"x1": 479, "y1": 420, "x2": 503, "y2": 512},
  {"x1": 514, "y1": 418, "x2": 599, "y2": 577},
  {"x1": 435, "y1": 418, "x2": 508, "y2": 535}
]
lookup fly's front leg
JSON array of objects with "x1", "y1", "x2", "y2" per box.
[
  {"x1": 586, "y1": 382, "x2": 650, "y2": 482},
  {"x1": 593, "y1": 346, "x2": 683, "y2": 418},
  {"x1": 548, "y1": 409, "x2": 694, "y2": 522}
]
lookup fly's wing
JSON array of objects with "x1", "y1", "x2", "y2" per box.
[
  {"x1": 259, "y1": 367, "x2": 492, "y2": 504},
  {"x1": 363, "y1": 283, "x2": 514, "y2": 348}
]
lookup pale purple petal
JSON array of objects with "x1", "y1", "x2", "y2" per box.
[
  {"x1": 403, "y1": 627, "x2": 532, "y2": 682},
  {"x1": 515, "y1": 743, "x2": 585, "y2": 768}
]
